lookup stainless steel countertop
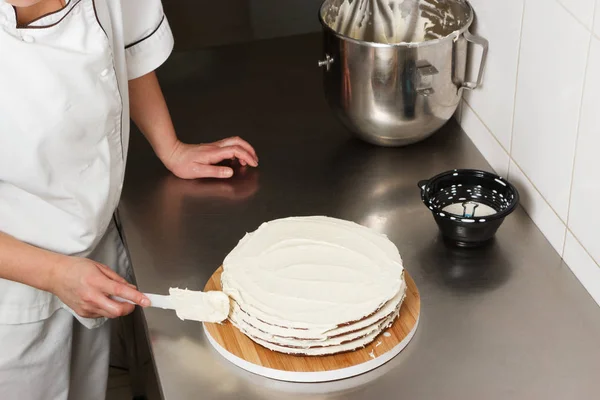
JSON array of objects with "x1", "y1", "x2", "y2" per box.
[{"x1": 118, "y1": 33, "x2": 600, "y2": 400}]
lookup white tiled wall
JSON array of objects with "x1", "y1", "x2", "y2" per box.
[{"x1": 459, "y1": 0, "x2": 600, "y2": 306}]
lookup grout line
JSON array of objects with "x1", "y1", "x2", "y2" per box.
[
  {"x1": 463, "y1": 100, "x2": 510, "y2": 156},
  {"x1": 465, "y1": 0, "x2": 597, "y2": 261},
  {"x1": 565, "y1": 227, "x2": 600, "y2": 269},
  {"x1": 461, "y1": 101, "x2": 508, "y2": 175},
  {"x1": 462, "y1": 0, "x2": 581, "y2": 251},
  {"x1": 554, "y1": 0, "x2": 600, "y2": 41},
  {"x1": 462, "y1": 106, "x2": 569, "y2": 255},
  {"x1": 463, "y1": 101, "x2": 566, "y2": 227},
  {"x1": 509, "y1": 158, "x2": 567, "y2": 227},
  {"x1": 462, "y1": 102, "x2": 569, "y2": 248},
  {"x1": 555, "y1": 0, "x2": 595, "y2": 33},
  {"x1": 509, "y1": 0, "x2": 527, "y2": 157},
  {"x1": 564, "y1": 5, "x2": 596, "y2": 254},
  {"x1": 595, "y1": 0, "x2": 600, "y2": 41}
]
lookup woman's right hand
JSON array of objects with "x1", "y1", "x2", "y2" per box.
[{"x1": 49, "y1": 256, "x2": 150, "y2": 319}]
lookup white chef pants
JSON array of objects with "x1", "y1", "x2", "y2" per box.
[
  {"x1": 0, "y1": 309, "x2": 111, "y2": 400},
  {"x1": 0, "y1": 216, "x2": 132, "y2": 399}
]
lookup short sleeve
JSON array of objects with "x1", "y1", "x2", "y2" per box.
[{"x1": 121, "y1": 0, "x2": 174, "y2": 80}]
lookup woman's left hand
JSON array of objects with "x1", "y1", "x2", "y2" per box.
[{"x1": 164, "y1": 136, "x2": 258, "y2": 179}]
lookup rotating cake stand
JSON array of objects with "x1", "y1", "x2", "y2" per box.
[{"x1": 203, "y1": 266, "x2": 420, "y2": 383}]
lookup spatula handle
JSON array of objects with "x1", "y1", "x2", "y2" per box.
[
  {"x1": 111, "y1": 295, "x2": 135, "y2": 305},
  {"x1": 145, "y1": 294, "x2": 174, "y2": 309},
  {"x1": 111, "y1": 293, "x2": 174, "y2": 310}
]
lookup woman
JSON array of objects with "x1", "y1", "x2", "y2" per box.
[{"x1": 0, "y1": 0, "x2": 258, "y2": 398}]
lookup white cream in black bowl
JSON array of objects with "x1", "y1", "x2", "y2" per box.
[{"x1": 418, "y1": 169, "x2": 519, "y2": 247}]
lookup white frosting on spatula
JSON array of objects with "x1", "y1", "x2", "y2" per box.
[{"x1": 169, "y1": 288, "x2": 230, "y2": 323}]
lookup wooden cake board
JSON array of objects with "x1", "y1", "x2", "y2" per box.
[{"x1": 203, "y1": 266, "x2": 420, "y2": 383}]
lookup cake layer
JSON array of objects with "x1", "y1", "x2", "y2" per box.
[
  {"x1": 230, "y1": 293, "x2": 405, "y2": 349},
  {"x1": 229, "y1": 279, "x2": 407, "y2": 341},
  {"x1": 245, "y1": 309, "x2": 401, "y2": 356}
]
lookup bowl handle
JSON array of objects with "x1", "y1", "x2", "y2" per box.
[
  {"x1": 461, "y1": 31, "x2": 489, "y2": 90},
  {"x1": 417, "y1": 180, "x2": 429, "y2": 192}
]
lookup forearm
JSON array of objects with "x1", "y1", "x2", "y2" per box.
[
  {"x1": 0, "y1": 231, "x2": 65, "y2": 293},
  {"x1": 128, "y1": 71, "x2": 179, "y2": 164}
]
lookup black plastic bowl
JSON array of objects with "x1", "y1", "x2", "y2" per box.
[{"x1": 418, "y1": 169, "x2": 519, "y2": 247}]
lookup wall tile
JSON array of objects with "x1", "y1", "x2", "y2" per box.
[
  {"x1": 463, "y1": 0, "x2": 524, "y2": 151},
  {"x1": 461, "y1": 102, "x2": 510, "y2": 177},
  {"x1": 567, "y1": 36, "x2": 600, "y2": 264},
  {"x1": 459, "y1": 0, "x2": 600, "y2": 305},
  {"x1": 508, "y1": 161, "x2": 567, "y2": 254},
  {"x1": 511, "y1": 0, "x2": 590, "y2": 221}
]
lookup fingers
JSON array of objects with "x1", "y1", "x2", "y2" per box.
[
  {"x1": 215, "y1": 136, "x2": 258, "y2": 162},
  {"x1": 74, "y1": 295, "x2": 132, "y2": 319},
  {"x1": 192, "y1": 164, "x2": 234, "y2": 179},
  {"x1": 100, "y1": 279, "x2": 150, "y2": 308},
  {"x1": 94, "y1": 293, "x2": 136, "y2": 318},
  {"x1": 89, "y1": 267, "x2": 150, "y2": 312},
  {"x1": 95, "y1": 263, "x2": 134, "y2": 287},
  {"x1": 209, "y1": 145, "x2": 257, "y2": 167},
  {"x1": 61, "y1": 259, "x2": 144, "y2": 320}
]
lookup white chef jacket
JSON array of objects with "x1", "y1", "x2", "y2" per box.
[{"x1": 0, "y1": 0, "x2": 174, "y2": 325}]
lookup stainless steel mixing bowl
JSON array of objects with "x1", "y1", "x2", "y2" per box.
[{"x1": 318, "y1": 0, "x2": 488, "y2": 146}]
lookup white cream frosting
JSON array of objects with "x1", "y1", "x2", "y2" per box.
[
  {"x1": 168, "y1": 288, "x2": 230, "y2": 323},
  {"x1": 221, "y1": 216, "x2": 405, "y2": 333}
]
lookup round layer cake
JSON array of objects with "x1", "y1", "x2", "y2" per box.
[{"x1": 221, "y1": 216, "x2": 407, "y2": 356}]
